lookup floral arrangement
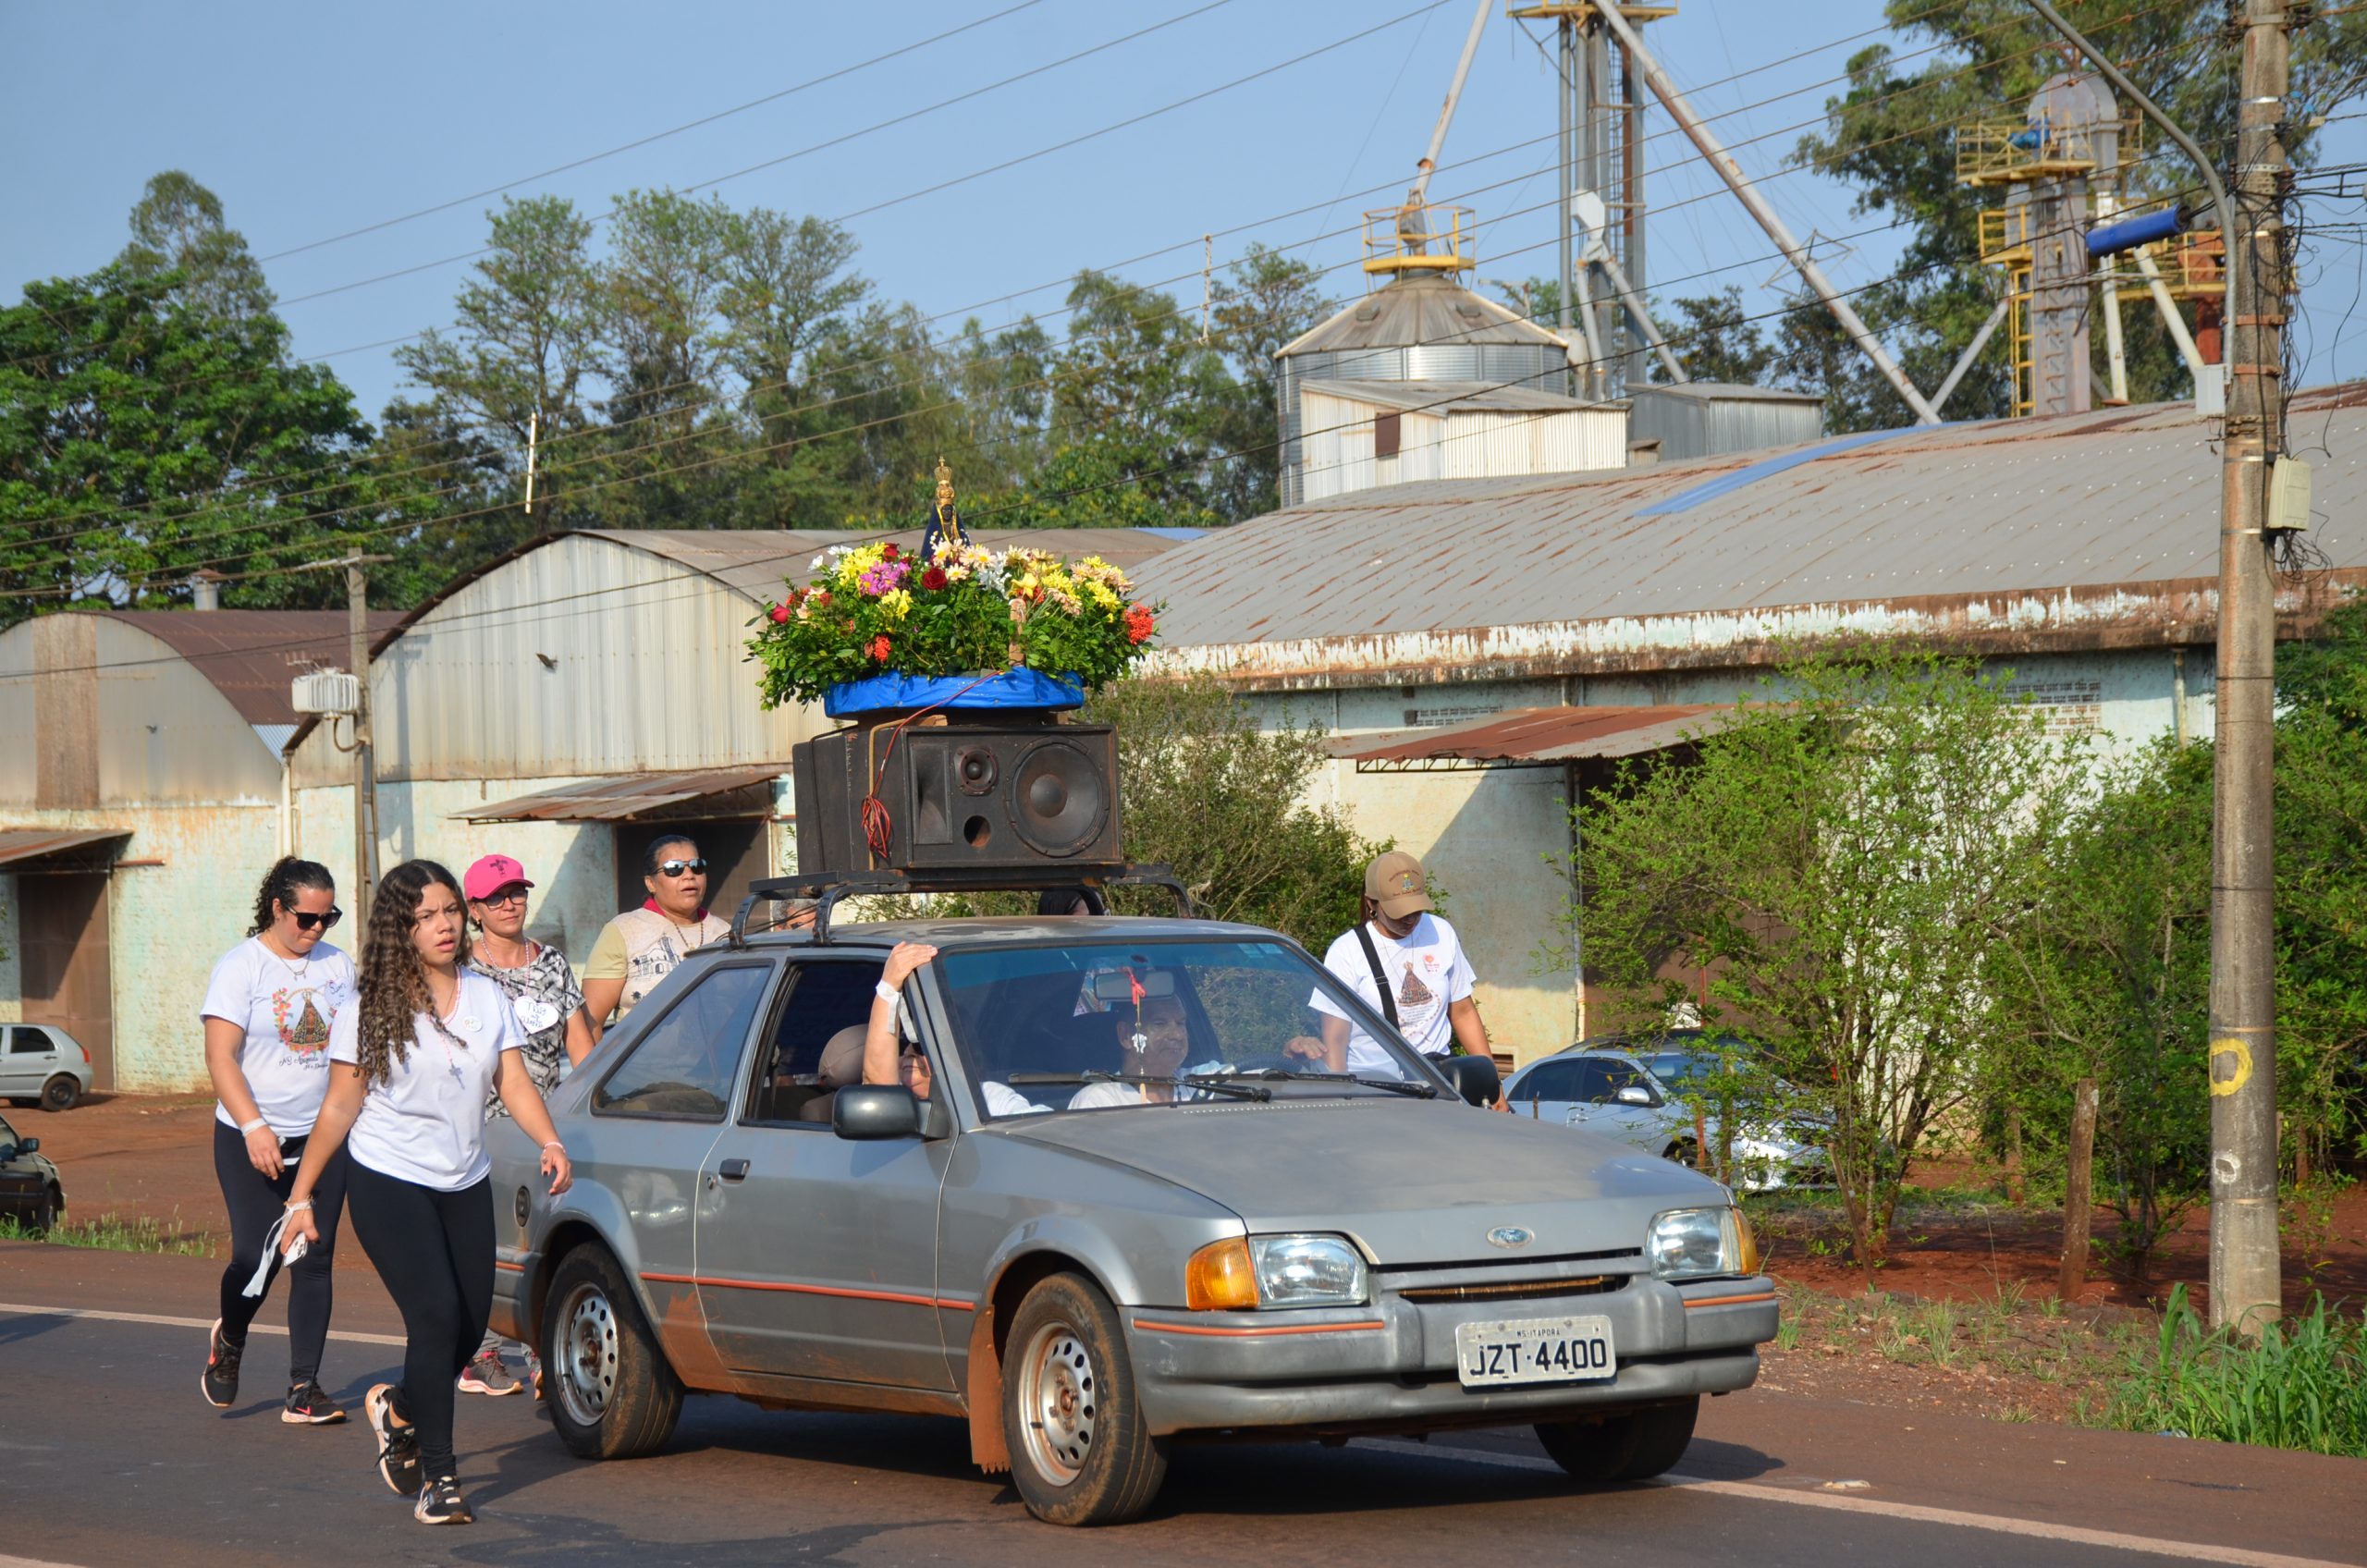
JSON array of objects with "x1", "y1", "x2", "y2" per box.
[{"x1": 748, "y1": 538, "x2": 1159, "y2": 709}]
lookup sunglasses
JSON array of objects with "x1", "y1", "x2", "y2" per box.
[
  {"x1": 657, "y1": 858, "x2": 707, "y2": 876},
  {"x1": 475, "y1": 887, "x2": 530, "y2": 907},
  {"x1": 288, "y1": 908, "x2": 343, "y2": 932}
]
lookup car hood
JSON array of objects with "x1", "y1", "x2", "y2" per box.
[{"x1": 995, "y1": 1097, "x2": 1725, "y2": 1267}]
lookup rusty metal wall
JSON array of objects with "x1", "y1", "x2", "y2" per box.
[{"x1": 288, "y1": 533, "x2": 824, "y2": 790}]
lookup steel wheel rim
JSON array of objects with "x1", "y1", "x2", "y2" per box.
[
  {"x1": 555, "y1": 1281, "x2": 619, "y2": 1428},
  {"x1": 1016, "y1": 1317, "x2": 1098, "y2": 1488}
]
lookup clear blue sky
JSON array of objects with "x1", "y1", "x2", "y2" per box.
[{"x1": 6, "y1": 0, "x2": 2361, "y2": 422}]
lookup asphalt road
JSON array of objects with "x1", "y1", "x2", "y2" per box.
[{"x1": 3, "y1": 1242, "x2": 2361, "y2": 1568}]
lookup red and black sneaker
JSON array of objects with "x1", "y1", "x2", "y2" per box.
[
  {"x1": 282, "y1": 1379, "x2": 347, "y2": 1425},
  {"x1": 201, "y1": 1318, "x2": 243, "y2": 1409}
]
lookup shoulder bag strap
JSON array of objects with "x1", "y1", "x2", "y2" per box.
[{"x1": 1354, "y1": 923, "x2": 1402, "y2": 1031}]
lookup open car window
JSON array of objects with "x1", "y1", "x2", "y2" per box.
[{"x1": 936, "y1": 937, "x2": 1440, "y2": 1118}]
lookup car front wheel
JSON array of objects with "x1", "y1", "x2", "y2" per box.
[
  {"x1": 1535, "y1": 1395, "x2": 1699, "y2": 1483},
  {"x1": 1000, "y1": 1272, "x2": 1167, "y2": 1526},
  {"x1": 541, "y1": 1244, "x2": 683, "y2": 1461},
  {"x1": 30, "y1": 1185, "x2": 61, "y2": 1234},
  {"x1": 40, "y1": 1076, "x2": 78, "y2": 1112}
]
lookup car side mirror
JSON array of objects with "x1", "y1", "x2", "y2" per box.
[
  {"x1": 832, "y1": 1085, "x2": 925, "y2": 1140},
  {"x1": 1613, "y1": 1084, "x2": 1656, "y2": 1108},
  {"x1": 1438, "y1": 1055, "x2": 1500, "y2": 1108},
  {"x1": 15, "y1": 1137, "x2": 36, "y2": 1155}
]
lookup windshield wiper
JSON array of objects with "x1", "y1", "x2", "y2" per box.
[
  {"x1": 1006, "y1": 1071, "x2": 1272, "y2": 1103},
  {"x1": 1191, "y1": 1067, "x2": 1438, "y2": 1099}
]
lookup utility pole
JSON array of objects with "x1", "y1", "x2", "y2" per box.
[
  {"x1": 346, "y1": 550, "x2": 383, "y2": 932},
  {"x1": 2207, "y1": 0, "x2": 2291, "y2": 1336}
]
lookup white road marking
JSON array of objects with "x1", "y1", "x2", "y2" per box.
[
  {"x1": 2, "y1": 1556, "x2": 100, "y2": 1568},
  {"x1": 0, "y1": 1301, "x2": 405, "y2": 1346},
  {"x1": 1357, "y1": 1439, "x2": 2361, "y2": 1568}
]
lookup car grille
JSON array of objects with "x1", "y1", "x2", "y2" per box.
[{"x1": 1393, "y1": 1273, "x2": 1630, "y2": 1305}]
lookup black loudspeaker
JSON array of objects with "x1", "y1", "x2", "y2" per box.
[{"x1": 793, "y1": 720, "x2": 1121, "y2": 876}]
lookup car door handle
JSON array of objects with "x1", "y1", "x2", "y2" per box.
[{"x1": 717, "y1": 1158, "x2": 751, "y2": 1182}]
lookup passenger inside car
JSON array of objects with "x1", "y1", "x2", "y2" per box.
[{"x1": 1068, "y1": 991, "x2": 1194, "y2": 1109}]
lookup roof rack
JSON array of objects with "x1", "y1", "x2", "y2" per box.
[{"x1": 729, "y1": 862, "x2": 1196, "y2": 946}]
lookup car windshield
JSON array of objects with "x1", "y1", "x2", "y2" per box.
[{"x1": 935, "y1": 937, "x2": 1443, "y2": 1118}]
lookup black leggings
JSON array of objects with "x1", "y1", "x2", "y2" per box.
[
  {"x1": 214, "y1": 1120, "x2": 349, "y2": 1385},
  {"x1": 345, "y1": 1159, "x2": 494, "y2": 1480}
]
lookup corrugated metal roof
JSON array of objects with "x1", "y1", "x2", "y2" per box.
[
  {"x1": 1137, "y1": 386, "x2": 2367, "y2": 662},
  {"x1": 455, "y1": 766, "x2": 784, "y2": 824},
  {"x1": 0, "y1": 827, "x2": 131, "y2": 869},
  {"x1": 90, "y1": 611, "x2": 401, "y2": 725},
  {"x1": 1300, "y1": 378, "x2": 1607, "y2": 415},
  {"x1": 1279, "y1": 273, "x2": 1575, "y2": 358},
  {"x1": 583, "y1": 527, "x2": 1197, "y2": 604},
  {"x1": 1630, "y1": 381, "x2": 1824, "y2": 406},
  {"x1": 1333, "y1": 705, "x2": 1723, "y2": 770}
]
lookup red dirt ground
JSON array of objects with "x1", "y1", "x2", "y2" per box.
[{"x1": 18, "y1": 1094, "x2": 2367, "y2": 1316}]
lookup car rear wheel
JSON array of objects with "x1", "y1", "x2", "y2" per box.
[
  {"x1": 39, "y1": 1076, "x2": 78, "y2": 1112},
  {"x1": 1001, "y1": 1272, "x2": 1167, "y2": 1526},
  {"x1": 541, "y1": 1244, "x2": 683, "y2": 1461},
  {"x1": 1535, "y1": 1396, "x2": 1699, "y2": 1484}
]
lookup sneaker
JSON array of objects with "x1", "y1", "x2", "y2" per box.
[
  {"x1": 201, "y1": 1318, "x2": 243, "y2": 1409},
  {"x1": 414, "y1": 1475, "x2": 473, "y2": 1526},
  {"x1": 281, "y1": 1379, "x2": 347, "y2": 1425},
  {"x1": 365, "y1": 1383, "x2": 423, "y2": 1496},
  {"x1": 456, "y1": 1349, "x2": 521, "y2": 1396}
]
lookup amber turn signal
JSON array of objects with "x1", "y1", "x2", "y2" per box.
[
  {"x1": 1733, "y1": 1207, "x2": 1761, "y2": 1277},
  {"x1": 1185, "y1": 1237, "x2": 1260, "y2": 1310}
]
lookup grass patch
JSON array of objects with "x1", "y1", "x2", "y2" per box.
[
  {"x1": 0, "y1": 1209, "x2": 215, "y2": 1256},
  {"x1": 2102, "y1": 1286, "x2": 2367, "y2": 1458}
]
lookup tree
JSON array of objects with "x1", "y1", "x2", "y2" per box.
[
  {"x1": 1662, "y1": 287, "x2": 1774, "y2": 386},
  {"x1": 1571, "y1": 648, "x2": 2085, "y2": 1270},
  {"x1": 0, "y1": 263, "x2": 371, "y2": 623},
  {"x1": 117, "y1": 170, "x2": 276, "y2": 327}
]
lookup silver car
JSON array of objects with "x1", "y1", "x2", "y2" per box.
[
  {"x1": 0, "y1": 1023, "x2": 93, "y2": 1111},
  {"x1": 1505, "y1": 1047, "x2": 1827, "y2": 1194},
  {"x1": 489, "y1": 918, "x2": 1777, "y2": 1526}
]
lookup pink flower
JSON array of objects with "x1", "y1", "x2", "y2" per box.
[{"x1": 768, "y1": 603, "x2": 791, "y2": 624}]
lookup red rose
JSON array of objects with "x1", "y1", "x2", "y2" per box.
[
  {"x1": 768, "y1": 603, "x2": 791, "y2": 624},
  {"x1": 881, "y1": 543, "x2": 901, "y2": 561},
  {"x1": 921, "y1": 566, "x2": 949, "y2": 591},
  {"x1": 868, "y1": 634, "x2": 892, "y2": 660}
]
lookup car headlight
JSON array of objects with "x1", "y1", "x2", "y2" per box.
[
  {"x1": 1647, "y1": 1207, "x2": 1759, "y2": 1280},
  {"x1": 1186, "y1": 1234, "x2": 1367, "y2": 1309}
]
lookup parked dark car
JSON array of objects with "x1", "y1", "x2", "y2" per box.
[{"x1": 0, "y1": 1111, "x2": 66, "y2": 1231}]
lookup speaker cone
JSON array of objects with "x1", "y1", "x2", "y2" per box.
[
  {"x1": 1011, "y1": 740, "x2": 1109, "y2": 857},
  {"x1": 954, "y1": 743, "x2": 999, "y2": 796}
]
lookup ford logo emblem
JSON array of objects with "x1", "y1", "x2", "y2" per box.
[{"x1": 1486, "y1": 1226, "x2": 1533, "y2": 1250}]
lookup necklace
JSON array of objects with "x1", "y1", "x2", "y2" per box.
[
  {"x1": 261, "y1": 936, "x2": 313, "y2": 986},
  {"x1": 425, "y1": 989, "x2": 470, "y2": 1088}
]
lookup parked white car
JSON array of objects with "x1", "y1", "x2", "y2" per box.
[
  {"x1": 0, "y1": 1023, "x2": 93, "y2": 1111},
  {"x1": 1502, "y1": 1047, "x2": 1824, "y2": 1193}
]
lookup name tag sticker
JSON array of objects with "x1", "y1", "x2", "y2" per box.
[{"x1": 514, "y1": 998, "x2": 561, "y2": 1034}]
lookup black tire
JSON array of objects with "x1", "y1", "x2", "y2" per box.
[
  {"x1": 1662, "y1": 1139, "x2": 1700, "y2": 1170},
  {"x1": 29, "y1": 1185, "x2": 61, "y2": 1234},
  {"x1": 1535, "y1": 1396, "x2": 1699, "y2": 1484},
  {"x1": 540, "y1": 1244, "x2": 683, "y2": 1461},
  {"x1": 39, "y1": 1076, "x2": 78, "y2": 1112},
  {"x1": 1000, "y1": 1272, "x2": 1168, "y2": 1526}
]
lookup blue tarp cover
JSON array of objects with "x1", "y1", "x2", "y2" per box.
[{"x1": 823, "y1": 668, "x2": 1085, "y2": 717}]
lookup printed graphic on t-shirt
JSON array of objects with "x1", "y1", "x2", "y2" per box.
[
  {"x1": 272, "y1": 985, "x2": 336, "y2": 1053},
  {"x1": 1396, "y1": 963, "x2": 1436, "y2": 1013}
]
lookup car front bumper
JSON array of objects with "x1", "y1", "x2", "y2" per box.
[{"x1": 1122, "y1": 1273, "x2": 1775, "y2": 1438}]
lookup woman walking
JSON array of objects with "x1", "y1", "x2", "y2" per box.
[
  {"x1": 278, "y1": 859, "x2": 571, "y2": 1526},
  {"x1": 455, "y1": 852, "x2": 592, "y2": 1399},
  {"x1": 580, "y1": 833, "x2": 730, "y2": 1032},
  {"x1": 200, "y1": 855, "x2": 353, "y2": 1424}
]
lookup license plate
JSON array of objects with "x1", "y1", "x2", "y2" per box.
[{"x1": 1453, "y1": 1314, "x2": 1616, "y2": 1388}]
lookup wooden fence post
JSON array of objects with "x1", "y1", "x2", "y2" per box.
[
  {"x1": 2059, "y1": 1079, "x2": 2099, "y2": 1304},
  {"x1": 2005, "y1": 1106, "x2": 2026, "y2": 1206}
]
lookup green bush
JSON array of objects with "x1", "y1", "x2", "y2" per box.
[{"x1": 2103, "y1": 1286, "x2": 2367, "y2": 1457}]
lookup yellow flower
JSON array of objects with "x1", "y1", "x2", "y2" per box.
[
  {"x1": 1084, "y1": 580, "x2": 1120, "y2": 610},
  {"x1": 879, "y1": 589, "x2": 913, "y2": 620}
]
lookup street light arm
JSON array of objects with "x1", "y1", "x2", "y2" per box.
[{"x1": 2022, "y1": 0, "x2": 2234, "y2": 325}]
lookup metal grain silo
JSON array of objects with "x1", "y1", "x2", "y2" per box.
[{"x1": 1276, "y1": 205, "x2": 1578, "y2": 508}]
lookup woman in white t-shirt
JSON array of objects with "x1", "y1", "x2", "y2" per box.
[
  {"x1": 278, "y1": 859, "x2": 572, "y2": 1528},
  {"x1": 198, "y1": 855, "x2": 355, "y2": 1426}
]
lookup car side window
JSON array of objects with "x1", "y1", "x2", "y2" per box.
[
  {"x1": 1579, "y1": 1060, "x2": 1647, "y2": 1104},
  {"x1": 7, "y1": 1027, "x2": 52, "y2": 1054},
  {"x1": 593, "y1": 963, "x2": 770, "y2": 1121},
  {"x1": 1515, "y1": 1061, "x2": 1576, "y2": 1103},
  {"x1": 741, "y1": 960, "x2": 885, "y2": 1126}
]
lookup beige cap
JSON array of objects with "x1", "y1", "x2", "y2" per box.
[{"x1": 1365, "y1": 851, "x2": 1433, "y2": 919}]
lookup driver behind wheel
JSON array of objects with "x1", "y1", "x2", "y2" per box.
[{"x1": 1068, "y1": 992, "x2": 1193, "y2": 1109}]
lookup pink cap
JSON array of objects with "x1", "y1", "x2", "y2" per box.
[{"x1": 463, "y1": 853, "x2": 534, "y2": 902}]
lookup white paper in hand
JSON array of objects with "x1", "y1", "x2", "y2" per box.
[{"x1": 243, "y1": 1212, "x2": 307, "y2": 1297}]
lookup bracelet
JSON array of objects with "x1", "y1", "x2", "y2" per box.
[
  {"x1": 541, "y1": 1141, "x2": 566, "y2": 1153},
  {"x1": 239, "y1": 1117, "x2": 269, "y2": 1134},
  {"x1": 874, "y1": 980, "x2": 900, "y2": 1004},
  {"x1": 284, "y1": 1199, "x2": 313, "y2": 1212}
]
